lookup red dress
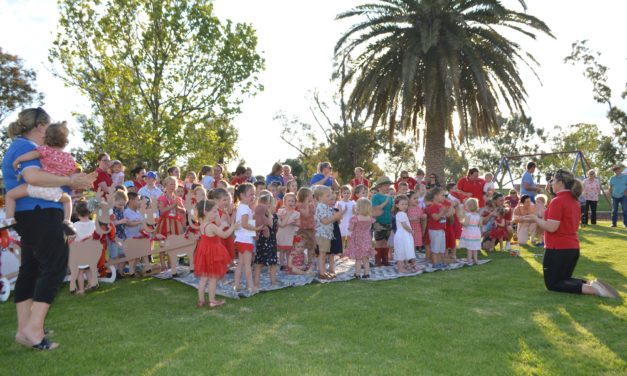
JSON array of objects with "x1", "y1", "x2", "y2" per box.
[
  {"x1": 490, "y1": 218, "x2": 508, "y2": 240},
  {"x1": 194, "y1": 229, "x2": 231, "y2": 278},
  {"x1": 156, "y1": 194, "x2": 183, "y2": 237}
]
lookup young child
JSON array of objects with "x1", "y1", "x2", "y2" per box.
[
  {"x1": 285, "y1": 179, "x2": 299, "y2": 195},
  {"x1": 253, "y1": 194, "x2": 271, "y2": 239},
  {"x1": 505, "y1": 189, "x2": 520, "y2": 208},
  {"x1": 72, "y1": 200, "x2": 98, "y2": 295},
  {"x1": 534, "y1": 194, "x2": 547, "y2": 247},
  {"x1": 345, "y1": 198, "x2": 376, "y2": 279},
  {"x1": 295, "y1": 187, "x2": 316, "y2": 269},
  {"x1": 253, "y1": 194, "x2": 280, "y2": 288},
  {"x1": 277, "y1": 193, "x2": 300, "y2": 269},
  {"x1": 490, "y1": 207, "x2": 509, "y2": 251},
  {"x1": 314, "y1": 186, "x2": 345, "y2": 279},
  {"x1": 407, "y1": 190, "x2": 425, "y2": 253},
  {"x1": 287, "y1": 236, "x2": 314, "y2": 275},
  {"x1": 397, "y1": 181, "x2": 409, "y2": 197},
  {"x1": 233, "y1": 183, "x2": 263, "y2": 294},
  {"x1": 329, "y1": 193, "x2": 344, "y2": 265},
  {"x1": 393, "y1": 195, "x2": 417, "y2": 273},
  {"x1": 110, "y1": 160, "x2": 125, "y2": 187},
  {"x1": 483, "y1": 173, "x2": 495, "y2": 202},
  {"x1": 193, "y1": 199, "x2": 238, "y2": 308},
  {"x1": 445, "y1": 184, "x2": 463, "y2": 261},
  {"x1": 459, "y1": 198, "x2": 482, "y2": 265},
  {"x1": 209, "y1": 188, "x2": 236, "y2": 262},
  {"x1": 156, "y1": 177, "x2": 185, "y2": 273},
  {"x1": 6, "y1": 121, "x2": 77, "y2": 235},
  {"x1": 425, "y1": 188, "x2": 451, "y2": 268},
  {"x1": 254, "y1": 181, "x2": 267, "y2": 197},
  {"x1": 335, "y1": 185, "x2": 355, "y2": 249},
  {"x1": 110, "y1": 189, "x2": 129, "y2": 275}
]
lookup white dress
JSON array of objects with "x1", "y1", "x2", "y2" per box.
[
  {"x1": 459, "y1": 213, "x2": 482, "y2": 251},
  {"x1": 335, "y1": 200, "x2": 355, "y2": 237},
  {"x1": 393, "y1": 212, "x2": 415, "y2": 261}
]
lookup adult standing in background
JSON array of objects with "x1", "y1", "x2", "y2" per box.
[
  {"x1": 394, "y1": 170, "x2": 418, "y2": 192},
  {"x1": 582, "y1": 169, "x2": 601, "y2": 225},
  {"x1": 520, "y1": 162, "x2": 541, "y2": 203},
  {"x1": 350, "y1": 167, "x2": 369, "y2": 188},
  {"x1": 266, "y1": 163, "x2": 284, "y2": 187},
  {"x1": 455, "y1": 168, "x2": 486, "y2": 207},
  {"x1": 92, "y1": 153, "x2": 112, "y2": 193},
  {"x1": 609, "y1": 165, "x2": 627, "y2": 228},
  {"x1": 310, "y1": 161, "x2": 339, "y2": 190},
  {"x1": 522, "y1": 169, "x2": 619, "y2": 298},
  {"x1": 130, "y1": 166, "x2": 146, "y2": 190},
  {"x1": 2, "y1": 108, "x2": 94, "y2": 350}
]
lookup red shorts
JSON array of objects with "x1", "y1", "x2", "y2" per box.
[{"x1": 235, "y1": 242, "x2": 254, "y2": 253}]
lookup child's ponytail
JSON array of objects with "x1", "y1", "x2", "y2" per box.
[{"x1": 233, "y1": 183, "x2": 253, "y2": 205}]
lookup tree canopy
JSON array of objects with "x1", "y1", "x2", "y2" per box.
[
  {"x1": 334, "y1": 0, "x2": 553, "y2": 181},
  {"x1": 49, "y1": 0, "x2": 264, "y2": 170}
]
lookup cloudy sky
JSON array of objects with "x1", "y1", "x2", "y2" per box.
[{"x1": 1, "y1": 0, "x2": 625, "y2": 175}]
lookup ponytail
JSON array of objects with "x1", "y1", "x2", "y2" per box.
[
  {"x1": 570, "y1": 179, "x2": 583, "y2": 199},
  {"x1": 7, "y1": 107, "x2": 50, "y2": 139},
  {"x1": 233, "y1": 183, "x2": 253, "y2": 205}
]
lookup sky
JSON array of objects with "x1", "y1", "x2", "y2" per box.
[{"x1": 1, "y1": 0, "x2": 626, "y2": 176}]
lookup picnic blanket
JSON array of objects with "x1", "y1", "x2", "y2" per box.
[{"x1": 155, "y1": 253, "x2": 491, "y2": 299}]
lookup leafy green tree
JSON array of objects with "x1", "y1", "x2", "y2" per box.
[
  {"x1": 444, "y1": 147, "x2": 468, "y2": 183},
  {"x1": 0, "y1": 47, "x2": 43, "y2": 156},
  {"x1": 543, "y1": 123, "x2": 623, "y2": 183},
  {"x1": 50, "y1": 0, "x2": 264, "y2": 170},
  {"x1": 335, "y1": 0, "x2": 552, "y2": 182},
  {"x1": 466, "y1": 115, "x2": 547, "y2": 187},
  {"x1": 277, "y1": 92, "x2": 382, "y2": 184},
  {"x1": 382, "y1": 139, "x2": 419, "y2": 181},
  {"x1": 565, "y1": 40, "x2": 627, "y2": 145}
]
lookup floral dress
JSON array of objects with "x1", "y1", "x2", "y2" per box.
[
  {"x1": 345, "y1": 216, "x2": 376, "y2": 259},
  {"x1": 254, "y1": 213, "x2": 278, "y2": 266}
]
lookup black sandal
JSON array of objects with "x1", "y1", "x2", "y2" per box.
[
  {"x1": 32, "y1": 337, "x2": 58, "y2": 350},
  {"x1": 362, "y1": 274, "x2": 370, "y2": 279},
  {"x1": 353, "y1": 274, "x2": 361, "y2": 279}
]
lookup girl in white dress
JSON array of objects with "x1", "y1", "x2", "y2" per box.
[
  {"x1": 335, "y1": 185, "x2": 355, "y2": 249},
  {"x1": 393, "y1": 195, "x2": 416, "y2": 273}
]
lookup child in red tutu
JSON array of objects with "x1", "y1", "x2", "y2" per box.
[
  {"x1": 194, "y1": 199, "x2": 238, "y2": 308},
  {"x1": 490, "y1": 207, "x2": 509, "y2": 251}
]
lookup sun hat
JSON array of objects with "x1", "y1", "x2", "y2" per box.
[
  {"x1": 374, "y1": 176, "x2": 393, "y2": 189},
  {"x1": 611, "y1": 164, "x2": 624, "y2": 172},
  {"x1": 123, "y1": 181, "x2": 135, "y2": 188}
]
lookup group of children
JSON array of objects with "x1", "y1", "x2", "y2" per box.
[{"x1": 1, "y1": 123, "x2": 533, "y2": 308}]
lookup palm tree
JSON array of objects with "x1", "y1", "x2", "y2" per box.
[{"x1": 335, "y1": 0, "x2": 553, "y2": 180}]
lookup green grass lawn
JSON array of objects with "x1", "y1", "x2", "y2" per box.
[{"x1": 1, "y1": 222, "x2": 625, "y2": 375}]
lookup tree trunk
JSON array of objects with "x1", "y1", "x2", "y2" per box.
[{"x1": 424, "y1": 123, "x2": 446, "y2": 184}]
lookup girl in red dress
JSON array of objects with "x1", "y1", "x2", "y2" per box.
[
  {"x1": 490, "y1": 207, "x2": 509, "y2": 251},
  {"x1": 156, "y1": 177, "x2": 186, "y2": 271},
  {"x1": 194, "y1": 199, "x2": 238, "y2": 308}
]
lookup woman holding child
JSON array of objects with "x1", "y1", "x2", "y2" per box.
[{"x1": 2, "y1": 108, "x2": 94, "y2": 350}]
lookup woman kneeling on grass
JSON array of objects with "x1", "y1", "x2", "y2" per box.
[{"x1": 522, "y1": 169, "x2": 619, "y2": 299}]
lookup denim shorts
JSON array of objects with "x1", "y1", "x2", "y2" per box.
[{"x1": 108, "y1": 240, "x2": 126, "y2": 259}]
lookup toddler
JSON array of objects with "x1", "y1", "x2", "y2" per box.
[
  {"x1": 295, "y1": 187, "x2": 316, "y2": 269},
  {"x1": 407, "y1": 190, "x2": 425, "y2": 253},
  {"x1": 6, "y1": 121, "x2": 76, "y2": 235},
  {"x1": 193, "y1": 199, "x2": 238, "y2": 308},
  {"x1": 110, "y1": 189, "x2": 129, "y2": 274},
  {"x1": 345, "y1": 198, "x2": 376, "y2": 279},
  {"x1": 425, "y1": 187, "x2": 451, "y2": 268},
  {"x1": 277, "y1": 193, "x2": 300, "y2": 269},
  {"x1": 393, "y1": 195, "x2": 417, "y2": 273},
  {"x1": 490, "y1": 207, "x2": 509, "y2": 251},
  {"x1": 233, "y1": 183, "x2": 263, "y2": 294},
  {"x1": 335, "y1": 185, "x2": 355, "y2": 249},
  {"x1": 314, "y1": 186, "x2": 345, "y2": 279},
  {"x1": 253, "y1": 194, "x2": 280, "y2": 287},
  {"x1": 534, "y1": 194, "x2": 547, "y2": 247},
  {"x1": 459, "y1": 198, "x2": 482, "y2": 265},
  {"x1": 287, "y1": 236, "x2": 314, "y2": 275},
  {"x1": 110, "y1": 160, "x2": 125, "y2": 187},
  {"x1": 72, "y1": 200, "x2": 98, "y2": 294}
]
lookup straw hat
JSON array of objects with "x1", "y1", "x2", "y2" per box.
[{"x1": 373, "y1": 176, "x2": 393, "y2": 189}]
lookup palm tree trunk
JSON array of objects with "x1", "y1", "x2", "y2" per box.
[{"x1": 424, "y1": 123, "x2": 446, "y2": 183}]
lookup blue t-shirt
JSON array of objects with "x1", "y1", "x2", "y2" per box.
[
  {"x1": 265, "y1": 174, "x2": 284, "y2": 187},
  {"x1": 372, "y1": 193, "x2": 393, "y2": 225},
  {"x1": 520, "y1": 171, "x2": 536, "y2": 197},
  {"x1": 1, "y1": 137, "x2": 65, "y2": 212},
  {"x1": 609, "y1": 174, "x2": 627, "y2": 198},
  {"x1": 310, "y1": 173, "x2": 332, "y2": 187}
]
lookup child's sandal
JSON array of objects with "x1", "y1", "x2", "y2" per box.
[
  {"x1": 209, "y1": 300, "x2": 225, "y2": 308},
  {"x1": 362, "y1": 274, "x2": 370, "y2": 279},
  {"x1": 197, "y1": 300, "x2": 206, "y2": 308},
  {"x1": 353, "y1": 274, "x2": 361, "y2": 279}
]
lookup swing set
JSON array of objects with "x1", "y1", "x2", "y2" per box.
[{"x1": 493, "y1": 150, "x2": 611, "y2": 206}]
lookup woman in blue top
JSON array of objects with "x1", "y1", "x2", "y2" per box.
[
  {"x1": 2, "y1": 108, "x2": 93, "y2": 350},
  {"x1": 265, "y1": 162, "x2": 284, "y2": 187},
  {"x1": 310, "y1": 161, "x2": 339, "y2": 190}
]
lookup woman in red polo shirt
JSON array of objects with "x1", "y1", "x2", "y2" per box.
[{"x1": 523, "y1": 169, "x2": 619, "y2": 298}]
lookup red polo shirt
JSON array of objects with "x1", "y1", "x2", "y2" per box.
[
  {"x1": 544, "y1": 190, "x2": 580, "y2": 249},
  {"x1": 457, "y1": 176, "x2": 486, "y2": 207},
  {"x1": 425, "y1": 203, "x2": 446, "y2": 230},
  {"x1": 394, "y1": 177, "x2": 418, "y2": 192},
  {"x1": 350, "y1": 178, "x2": 369, "y2": 187},
  {"x1": 93, "y1": 168, "x2": 112, "y2": 192}
]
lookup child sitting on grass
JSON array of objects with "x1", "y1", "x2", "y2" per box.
[{"x1": 287, "y1": 236, "x2": 314, "y2": 275}]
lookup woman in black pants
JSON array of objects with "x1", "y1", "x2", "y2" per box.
[
  {"x1": 2, "y1": 108, "x2": 94, "y2": 350},
  {"x1": 523, "y1": 169, "x2": 619, "y2": 298}
]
